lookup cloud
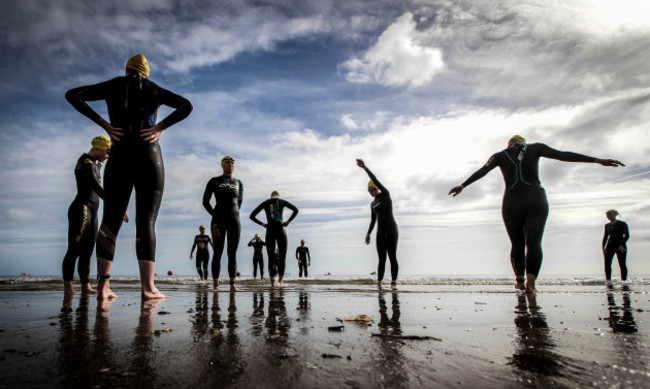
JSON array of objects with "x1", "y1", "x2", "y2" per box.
[
  {"x1": 340, "y1": 12, "x2": 445, "y2": 88},
  {"x1": 5, "y1": 208, "x2": 40, "y2": 223}
]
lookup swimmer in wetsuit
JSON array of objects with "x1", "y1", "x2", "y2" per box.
[
  {"x1": 449, "y1": 135, "x2": 624, "y2": 293},
  {"x1": 190, "y1": 225, "x2": 213, "y2": 280},
  {"x1": 357, "y1": 159, "x2": 399, "y2": 290},
  {"x1": 295, "y1": 239, "x2": 311, "y2": 278},
  {"x1": 66, "y1": 54, "x2": 193, "y2": 301},
  {"x1": 248, "y1": 234, "x2": 266, "y2": 279},
  {"x1": 602, "y1": 209, "x2": 630, "y2": 282},
  {"x1": 250, "y1": 191, "x2": 299, "y2": 287},
  {"x1": 202, "y1": 155, "x2": 244, "y2": 292},
  {"x1": 62, "y1": 136, "x2": 111, "y2": 296}
]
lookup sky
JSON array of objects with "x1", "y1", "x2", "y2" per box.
[{"x1": 0, "y1": 0, "x2": 648, "y2": 278}]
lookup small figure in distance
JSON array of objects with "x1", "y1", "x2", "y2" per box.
[
  {"x1": 602, "y1": 209, "x2": 630, "y2": 284},
  {"x1": 190, "y1": 225, "x2": 213, "y2": 281},
  {"x1": 248, "y1": 233, "x2": 266, "y2": 279},
  {"x1": 449, "y1": 135, "x2": 624, "y2": 294},
  {"x1": 296, "y1": 239, "x2": 311, "y2": 278},
  {"x1": 250, "y1": 191, "x2": 299, "y2": 287},
  {"x1": 356, "y1": 159, "x2": 399, "y2": 290}
]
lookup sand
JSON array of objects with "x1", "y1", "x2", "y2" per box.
[{"x1": 0, "y1": 282, "x2": 648, "y2": 388}]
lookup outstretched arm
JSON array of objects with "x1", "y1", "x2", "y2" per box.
[
  {"x1": 449, "y1": 153, "x2": 499, "y2": 197},
  {"x1": 357, "y1": 159, "x2": 389, "y2": 194},
  {"x1": 539, "y1": 144, "x2": 624, "y2": 166}
]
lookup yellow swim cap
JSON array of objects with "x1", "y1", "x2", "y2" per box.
[
  {"x1": 126, "y1": 54, "x2": 150, "y2": 78},
  {"x1": 606, "y1": 209, "x2": 619, "y2": 217},
  {"x1": 271, "y1": 191, "x2": 280, "y2": 198},
  {"x1": 199, "y1": 225, "x2": 205, "y2": 230},
  {"x1": 255, "y1": 233, "x2": 260, "y2": 238},
  {"x1": 221, "y1": 155, "x2": 235, "y2": 164},
  {"x1": 91, "y1": 135, "x2": 111, "y2": 151},
  {"x1": 368, "y1": 180, "x2": 378, "y2": 190},
  {"x1": 301, "y1": 239, "x2": 305, "y2": 244},
  {"x1": 508, "y1": 135, "x2": 526, "y2": 148}
]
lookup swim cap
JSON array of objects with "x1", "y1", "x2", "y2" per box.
[
  {"x1": 301, "y1": 239, "x2": 305, "y2": 244},
  {"x1": 606, "y1": 209, "x2": 619, "y2": 217},
  {"x1": 508, "y1": 135, "x2": 526, "y2": 148},
  {"x1": 255, "y1": 233, "x2": 259, "y2": 238},
  {"x1": 271, "y1": 191, "x2": 280, "y2": 198},
  {"x1": 199, "y1": 225, "x2": 205, "y2": 230},
  {"x1": 91, "y1": 135, "x2": 111, "y2": 150},
  {"x1": 126, "y1": 54, "x2": 150, "y2": 78},
  {"x1": 368, "y1": 180, "x2": 378, "y2": 190},
  {"x1": 221, "y1": 155, "x2": 235, "y2": 164}
]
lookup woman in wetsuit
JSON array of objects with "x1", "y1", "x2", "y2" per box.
[
  {"x1": 202, "y1": 156, "x2": 244, "y2": 292},
  {"x1": 190, "y1": 225, "x2": 213, "y2": 281},
  {"x1": 65, "y1": 54, "x2": 193, "y2": 300},
  {"x1": 602, "y1": 209, "x2": 630, "y2": 282},
  {"x1": 247, "y1": 234, "x2": 266, "y2": 279},
  {"x1": 62, "y1": 136, "x2": 111, "y2": 296},
  {"x1": 357, "y1": 159, "x2": 399, "y2": 290},
  {"x1": 449, "y1": 135, "x2": 624, "y2": 293},
  {"x1": 250, "y1": 191, "x2": 299, "y2": 287}
]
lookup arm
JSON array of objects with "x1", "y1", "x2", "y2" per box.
[
  {"x1": 84, "y1": 158, "x2": 104, "y2": 199},
  {"x1": 622, "y1": 222, "x2": 630, "y2": 245},
  {"x1": 238, "y1": 180, "x2": 244, "y2": 209},
  {"x1": 538, "y1": 143, "x2": 624, "y2": 167},
  {"x1": 190, "y1": 238, "x2": 197, "y2": 259},
  {"x1": 306, "y1": 248, "x2": 311, "y2": 262},
  {"x1": 202, "y1": 180, "x2": 214, "y2": 215},
  {"x1": 65, "y1": 81, "x2": 124, "y2": 141},
  {"x1": 449, "y1": 153, "x2": 499, "y2": 196},
  {"x1": 137, "y1": 83, "x2": 193, "y2": 143},
  {"x1": 296, "y1": 247, "x2": 300, "y2": 260},
  {"x1": 357, "y1": 160, "x2": 389, "y2": 195},
  {"x1": 250, "y1": 202, "x2": 267, "y2": 228},
  {"x1": 283, "y1": 201, "x2": 299, "y2": 226},
  {"x1": 248, "y1": 238, "x2": 255, "y2": 247},
  {"x1": 208, "y1": 236, "x2": 213, "y2": 248},
  {"x1": 366, "y1": 206, "x2": 377, "y2": 244},
  {"x1": 602, "y1": 225, "x2": 609, "y2": 251}
]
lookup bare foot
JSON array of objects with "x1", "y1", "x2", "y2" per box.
[
  {"x1": 97, "y1": 298, "x2": 115, "y2": 313},
  {"x1": 81, "y1": 284, "x2": 97, "y2": 295},
  {"x1": 525, "y1": 274, "x2": 538, "y2": 294},
  {"x1": 142, "y1": 287, "x2": 170, "y2": 300},
  {"x1": 213, "y1": 281, "x2": 220, "y2": 292},
  {"x1": 390, "y1": 281, "x2": 397, "y2": 290},
  {"x1": 515, "y1": 282, "x2": 525, "y2": 291},
  {"x1": 97, "y1": 281, "x2": 117, "y2": 301},
  {"x1": 64, "y1": 281, "x2": 76, "y2": 296},
  {"x1": 377, "y1": 281, "x2": 383, "y2": 290},
  {"x1": 230, "y1": 284, "x2": 240, "y2": 292}
]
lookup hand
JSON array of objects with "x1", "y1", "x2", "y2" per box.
[
  {"x1": 356, "y1": 159, "x2": 366, "y2": 169},
  {"x1": 123, "y1": 214, "x2": 129, "y2": 223},
  {"x1": 308, "y1": 261, "x2": 310, "y2": 267},
  {"x1": 298, "y1": 260, "x2": 302, "y2": 265},
  {"x1": 189, "y1": 254, "x2": 193, "y2": 260},
  {"x1": 618, "y1": 245, "x2": 626, "y2": 253},
  {"x1": 141, "y1": 122, "x2": 168, "y2": 144},
  {"x1": 595, "y1": 159, "x2": 625, "y2": 167},
  {"x1": 100, "y1": 119, "x2": 124, "y2": 142},
  {"x1": 448, "y1": 185, "x2": 464, "y2": 197},
  {"x1": 365, "y1": 233, "x2": 371, "y2": 245},
  {"x1": 262, "y1": 223, "x2": 268, "y2": 229},
  {"x1": 283, "y1": 221, "x2": 290, "y2": 227}
]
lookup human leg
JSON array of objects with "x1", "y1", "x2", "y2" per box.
[
  {"x1": 211, "y1": 223, "x2": 226, "y2": 290},
  {"x1": 616, "y1": 250, "x2": 628, "y2": 281},
  {"x1": 226, "y1": 220, "x2": 241, "y2": 291},
  {"x1": 277, "y1": 227, "x2": 288, "y2": 285},
  {"x1": 502, "y1": 196, "x2": 526, "y2": 290}
]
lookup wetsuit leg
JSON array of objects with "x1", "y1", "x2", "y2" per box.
[
  {"x1": 226, "y1": 219, "x2": 241, "y2": 278},
  {"x1": 77, "y1": 208, "x2": 98, "y2": 284},
  {"x1": 276, "y1": 227, "x2": 288, "y2": 277},
  {"x1": 133, "y1": 142, "x2": 164, "y2": 261},
  {"x1": 62, "y1": 203, "x2": 85, "y2": 281},
  {"x1": 298, "y1": 263, "x2": 304, "y2": 277},
  {"x1": 385, "y1": 227, "x2": 399, "y2": 282},
  {"x1": 376, "y1": 231, "x2": 388, "y2": 281},
  {"x1": 212, "y1": 223, "x2": 226, "y2": 279},
  {"x1": 197, "y1": 251, "x2": 208, "y2": 279},
  {"x1": 96, "y1": 150, "x2": 133, "y2": 261},
  {"x1": 604, "y1": 250, "x2": 615, "y2": 280},
  {"x1": 502, "y1": 197, "x2": 526, "y2": 277},
  {"x1": 522, "y1": 191, "x2": 549, "y2": 277},
  {"x1": 265, "y1": 228, "x2": 279, "y2": 277},
  {"x1": 616, "y1": 250, "x2": 628, "y2": 281},
  {"x1": 253, "y1": 256, "x2": 258, "y2": 278}
]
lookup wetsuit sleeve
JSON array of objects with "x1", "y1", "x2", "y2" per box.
[
  {"x1": 208, "y1": 237, "x2": 213, "y2": 247},
  {"x1": 296, "y1": 247, "x2": 300, "y2": 260},
  {"x1": 249, "y1": 202, "x2": 266, "y2": 227},
  {"x1": 191, "y1": 237, "x2": 197, "y2": 254},
  {"x1": 202, "y1": 179, "x2": 215, "y2": 215},
  {"x1": 151, "y1": 84, "x2": 193, "y2": 128},
  {"x1": 65, "y1": 80, "x2": 113, "y2": 126},
  {"x1": 284, "y1": 200, "x2": 299, "y2": 223},
  {"x1": 461, "y1": 153, "x2": 500, "y2": 187},
  {"x1": 248, "y1": 239, "x2": 254, "y2": 247},
  {"x1": 83, "y1": 158, "x2": 104, "y2": 199},
  {"x1": 306, "y1": 248, "x2": 311, "y2": 261},
  {"x1": 538, "y1": 143, "x2": 597, "y2": 163},
  {"x1": 622, "y1": 222, "x2": 630, "y2": 245},
  {"x1": 367, "y1": 205, "x2": 377, "y2": 235},
  {"x1": 238, "y1": 179, "x2": 244, "y2": 209},
  {"x1": 364, "y1": 168, "x2": 389, "y2": 195},
  {"x1": 602, "y1": 225, "x2": 609, "y2": 249}
]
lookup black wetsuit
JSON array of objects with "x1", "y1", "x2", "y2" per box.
[
  {"x1": 295, "y1": 246, "x2": 311, "y2": 277},
  {"x1": 66, "y1": 73, "x2": 192, "y2": 262},
  {"x1": 365, "y1": 169, "x2": 399, "y2": 282},
  {"x1": 250, "y1": 198, "x2": 299, "y2": 278},
  {"x1": 248, "y1": 238, "x2": 266, "y2": 278},
  {"x1": 203, "y1": 175, "x2": 244, "y2": 279},
  {"x1": 461, "y1": 143, "x2": 597, "y2": 278},
  {"x1": 191, "y1": 234, "x2": 213, "y2": 279},
  {"x1": 603, "y1": 220, "x2": 630, "y2": 280},
  {"x1": 62, "y1": 154, "x2": 103, "y2": 283}
]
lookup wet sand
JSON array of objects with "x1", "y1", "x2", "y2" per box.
[{"x1": 0, "y1": 283, "x2": 648, "y2": 388}]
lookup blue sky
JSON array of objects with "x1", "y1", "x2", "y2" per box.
[{"x1": 0, "y1": 0, "x2": 648, "y2": 278}]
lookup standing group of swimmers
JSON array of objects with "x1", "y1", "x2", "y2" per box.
[{"x1": 60, "y1": 54, "x2": 628, "y2": 300}]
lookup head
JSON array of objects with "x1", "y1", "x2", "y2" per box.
[
  {"x1": 221, "y1": 155, "x2": 235, "y2": 176},
  {"x1": 300, "y1": 239, "x2": 305, "y2": 247},
  {"x1": 255, "y1": 233, "x2": 260, "y2": 240},
  {"x1": 367, "y1": 180, "x2": 380, "y2": 197},
  {"x1": 125, "y1": 54, "x2": 150, "y2": 78},
  {"x1": 507, "y1": 135, "x2": 526, "y2": 148},
  {"x1": 199, "y1": 225, "x2": 206, "y2": 235},
  {"x1": 90, "y1": 135, "x2": 111, "y2": 162},
  {"x1": 270, "y1": 191, "x2": 280, "y2": 199},
  {"x1": 606, "y1": 209, "x2": 619, "y2": 222}
]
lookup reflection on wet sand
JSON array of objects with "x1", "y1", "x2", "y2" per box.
[
  {"x1": 376, "y1": 292, "x2": 407, "y2": 387},
  {"x1": 510, "y1": 293, "x2": 565, "y2": 378},
  {"x1": 129, "y1": 298, "x2": 164, "y2": 387},
  {"x1": 266, "y1": 289, "x2": 290, "y2": 346},
  {"x1": 250, "y1": 291, "x2": 265, "y2": 337},
  {"x1": 190, "y1": 288, "x2": 210, "y2": 339},
  {"x1": 57, "y1": 296, "x2": 91, "y2": 384},
  {"x1": 606, "y1": 284, "x2": 638, "y2": 334}
]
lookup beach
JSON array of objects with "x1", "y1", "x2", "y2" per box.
[{"x1": 0, "y1": 277, "x2": 648, "y2": 388}]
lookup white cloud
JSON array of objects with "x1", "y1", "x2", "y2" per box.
[{"x1": 341, "y1": 12, "x2": 445, "y2": 88}]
